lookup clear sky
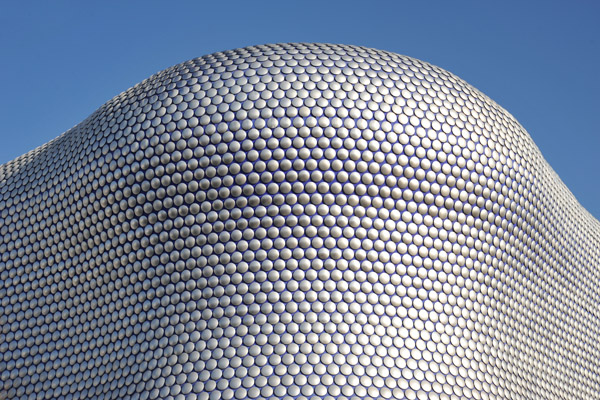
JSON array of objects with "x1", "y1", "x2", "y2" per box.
[{"x1": 1, "y1": 0, "x2": 599, "y2": 218}]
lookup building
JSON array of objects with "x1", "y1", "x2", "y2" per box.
[{"x1": 1, "y1": 43, "x2": 599, "y2": 399}]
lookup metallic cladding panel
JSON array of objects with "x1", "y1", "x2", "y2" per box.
[{"x1": 1, "y1": 43, "x2": 599, "y2": 399}]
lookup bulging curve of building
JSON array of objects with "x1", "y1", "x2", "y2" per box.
[{"x1": 1, "y1": 43, "x2": 599, "y2": 400}]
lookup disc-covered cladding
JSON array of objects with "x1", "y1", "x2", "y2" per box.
[{"x1": 1, "y1": 43, "x2": 599, "y2": 400}]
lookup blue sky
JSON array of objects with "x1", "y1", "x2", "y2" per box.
[{"x1": 1, "y1": 0, "x2": 599, "y2": 218}]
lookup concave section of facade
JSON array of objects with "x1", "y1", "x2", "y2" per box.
[{"x1": 1, "y1": 43, "x2": 600, "y2": 400}]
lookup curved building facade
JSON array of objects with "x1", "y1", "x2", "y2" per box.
[{"x1": 1, "y1": 43, "x2": 599, "y2": 400}]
